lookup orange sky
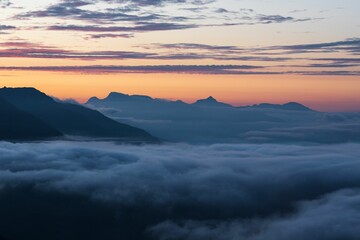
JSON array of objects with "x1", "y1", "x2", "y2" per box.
[
  {"x1": 1, "y1": 70, "x2": 359, "y2": 112},
  {"x1": 0, "y1": 0, "x2": 359, "y2": 112}
]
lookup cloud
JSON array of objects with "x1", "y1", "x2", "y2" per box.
[
  {"x1": 1, "y1": 65, "x2": 359, "y2": 76},
  {"x1": 165, "y1": 38, "x2": 360, "y2": 56},
  {"x1": 86, "y1": 33, "x2": 135, "y2": 39},
  {"x1": 16, "y1": 0, "x2": 199, "y2": 30},
  {"x1": 0, "y1": 0, "x2": 11, "y2": 8},
  {"x1": 241, "y1": 123, "x2": 360, "y2": 143},
  {"x1": 256, "y1": 15, "x2": 295, "y2": 23},
  {"x1": 0, "y1": 40, "x2": 293, "y2": 62},
  {"x1": 0, "y1": 40, "x2": 156, "y2": 59},
  {"x1": 0, "y1": 25, "x2": 15, "y2": 30},
  {"x1": 150, "y1": 189, "x2": 360, "y2": 240},
  {"x1": 146, "y1": 39, "x2": 360, "y2": 63},
  {"x1": 47, "y1": 22, "x2": 198, "y2": 32},
  {"x1": 0, "y1": 64, "x2": 266, "y2": 74},
  {"x1": 1, "y1": 142, "x2": 360, "y2": 239},
  {"x1": 18, "y1": 0, "x2": 162, "y2": 22},
  {"x1": 0, "y1": 37, "x2": 359, "y2": 76},
  {"x1": 294, "y1": 70, "x2": 360, "y2": 76},
  {"x1": 270, "y1": 38, "x2": 360, "y2": 54},
  {"x1": 100, "y1": 0, "x2": 213, "y2": 6},
  {"x1": 16, "y1": 0, "x2": 311, "y2": 36}
]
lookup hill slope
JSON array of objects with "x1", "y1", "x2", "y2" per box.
[
  {"x1": 0, "y1": 97, "x2": 62, "y2": 140},
  {"x1": 0, "y1": 87, "x2": 157, "y2": 142}
]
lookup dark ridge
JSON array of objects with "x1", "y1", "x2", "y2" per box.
[
  {"x1": 193, "y1": 96, "x2": 233, "y2": 107},
  {"x1": 0, "y1": 87, "x2": 157, "y2": 142},
  {"x1": 0, "y1": 96, "x2": 62, "y2": 140},
  {"x1": 88, "y1": 92, "x2": 313, "y2": 111},
  {"x1": 248, "y1": 102, "x2": 313, "y2": 111}
]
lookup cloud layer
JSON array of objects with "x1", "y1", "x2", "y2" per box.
[
  {"x1": 0, "y1": 0, "x2": 358, "y2": 76},
  {"x1": 1, "y1": 141, "x2": 360, "y2": 239},
  {"x1": 0, "y1": 38, "x2": 359, "y2": 75}
]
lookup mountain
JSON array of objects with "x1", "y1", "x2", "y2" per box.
[
  {"x1": 88, "y1": 92, "x2": 311, "y2": 111},
  {"x1": 86, "y1": 92, "x2": 291, "y2": 143},
  {"x1": 247, "y1": 102, "x2": 312, "y2": 111},
  {"x1": 87, "y1": 92, "x2": 191, "y2": 118},
  {"x1": 0, "y1": 87, "x2": 157, "y2": 142},
  {"x1": 193, "y1": 96, "x2": 233, "y2": 108},
  {"x1": 86, "y1": 91, "x2": 360, "y2": 144},
  {"x1": 0, "y1": 96, "x2": 62, "y2": 140},
  {"x1": 88, "y1": 92, "x2": 184, "y2": 106}
]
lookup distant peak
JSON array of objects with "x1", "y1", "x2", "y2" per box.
[
  {"x1": 206, "y1": 96, "x2": 216, "y2": 101},
  {"x1": 283, "y1": 102, "x2": 313, "y2": 111},
  {"x1": 284, "y1": 102, "x2": 303, "y2": 106},
  {"x1": 0, "y1": 87, "x2": 49, "y2": 98},
  {"x1": 197, "y1": 96, "x2": 218, "y2": 103},
  {"x1": 194, "y1": 96, "x2": 232, "y2": 107},
  {"x1": 249, "y1": 102, "x2": 313, "y2": 111},
  {"x1": 1, "y1": 86, "x2": 37, "y2": 91},
  {"x1": 107, "y1": 92, "x2": 128, "y2": 98},
  {"x1": 0, "y1": 87, "x2": 56, "y2": 105}
]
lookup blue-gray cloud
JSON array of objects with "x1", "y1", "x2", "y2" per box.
[
  {"x1": 0, "y1": 25, "x2": 15, "y2": 30},
  {"x1": 1, "y1": 142, "x2": 360, "y2": 239},
  {"x1": 47, "y1": 22, "x2": 197, "y2": 32},
  {"x1": 16, "y1": 0, "x2": 312, "y2": 35},
  {"x1": 0, "y1": 0, "x2": 11, "y2": 8},
  {"x1": 0, "y1": 64, "x2": 266, "y2": 74},
  {"x1": 271, "y1": 38, "x2": 360, "y2": 54}
]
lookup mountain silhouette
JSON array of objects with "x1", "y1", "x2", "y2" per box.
[
  {"x1": 0, "y1": 87, "x2": 157, "y2": 142},
  {"x1": 88, "y1": 92, "x2": 312, "y2": 111},
  {"x1": 247, "y1": 102, "x2": 312, "y2": 111},
  {"x1": 86, "y1": 91, "x2": 292, "y2": 143},
  {"x1": 87, "y1": 91, "x2": 360, "y2": 144},
  {"x1": 193, "y1": 96, "x2": 233, "y2": 108},
  {"x1": 0, "y1": 96, "x2": 62, "y2": 140}
]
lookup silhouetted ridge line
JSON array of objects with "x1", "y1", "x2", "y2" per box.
[
  {"x1": 193, "y1": 96, "x2": 233, "y2": 107},
  {"x1": 0, "y1": 87, "x2": 158, "y2": 142},
  {"x1": 247, "y1": 102, "x2": 313, "y2": 111},
  {"x1": 87, "y1": 91, "x2": 313, "y2": 111}
]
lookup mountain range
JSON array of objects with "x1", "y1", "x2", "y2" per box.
[
  {"x1": 88, "y1": 92, "x2": 312, "y2": 111},
  {"x1": 0, "y1": 87, "x2": 157, "y2": 142},
  {"x1": 1, "y1": 88, "x2": 359, "y2": 144},
  {"x1": 86, "y1": 92, "x2": 360, "y2": 143}
]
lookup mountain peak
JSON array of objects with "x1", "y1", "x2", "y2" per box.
[
  {"x1": 282, "y1": 102, "x2": 313, "y2": 111},
  {"x1": 0, "y1": 87, "x2": 54, "y2": 103},
  {"x1": 105, "y1": 92, "x2": 154, "y2": 102},
  {"x1": 249, "y1": 102, "x2": 313, "y2": 111},
  {"x1": 194, "y1": 96, "x2": 232, "y2": 107},
  {"x1": 195, "y1": 96, "x2": 218, "y2": 103},
  {"x1": 205, "y1": 96, "x2": 216, "y2": 101},
  {"x1": 106, "y1": 92, "x2": 129, "y2": 100}
]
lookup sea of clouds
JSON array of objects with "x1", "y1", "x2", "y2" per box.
[{"x1": 0, "y1": 141, "x2": 360, "y2": 239}]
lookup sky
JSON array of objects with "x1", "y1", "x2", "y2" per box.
[{"x1": 0, "y1": 0, "x2": 359, "y2": 111}]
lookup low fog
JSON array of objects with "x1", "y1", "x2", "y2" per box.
[{"x1": 1, "y1": 141, "x2": 360, "y2": 239}]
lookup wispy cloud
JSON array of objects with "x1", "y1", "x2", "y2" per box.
[
  {"x1": 0, "y1": 25, "x2": 15, "y2": 30},
  {"x1": 46, "y1": 22, "x2": 198, "y2": 33},
  {"x1": 0, "y1": 0, "x2": 12, "y2": 8},
  {"x1": 0, "y1": 64, "x2": 267, "y2": 74},
  {"x1": 15, "y1": 0, "x2": 313, "y2": 37},
  {"x1": 86, "y1": 33, "x2": 135, "y2": 39},
  {"x1": 0, "y1": 37, "x2": 359, "y2": 75},
  {"x1": 1, "y1": 65, "x2": 359, "y2": 76},
  {"x1": 269, "y1": 38, "x2": 360, "y2": 54}
]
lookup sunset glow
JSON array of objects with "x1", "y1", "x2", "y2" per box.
[{"x1": 0, "y1": 0, "x2": 359, "y2": 111}]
